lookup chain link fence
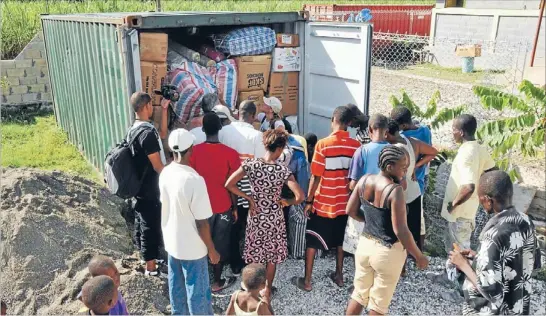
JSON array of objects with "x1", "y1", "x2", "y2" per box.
[{"x1": 309, "y1": 12, "x2": 532, "y2": 92}]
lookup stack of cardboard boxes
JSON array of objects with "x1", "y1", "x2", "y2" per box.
[
  {"x1": 139, "y1": 32, "x2": 168, "y2": 128},
  {"x1": 235, "y1": 33, "x2": 300, "y2": 118},
  {"x1": 269, "y1": 34, "x2": 300, "y2": 116}
]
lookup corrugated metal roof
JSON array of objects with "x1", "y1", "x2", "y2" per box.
[{"x1": 41, "y1": 11, "x2": 306, "y2": 28}]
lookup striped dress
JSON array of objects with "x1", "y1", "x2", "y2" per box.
[{"x1": 310, "y1": 130, "x2": 361, "y2": 218}]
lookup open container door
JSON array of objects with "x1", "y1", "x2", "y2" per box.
[{"x1": 303, "y1": 22, "x2": 372, "y2": 139}]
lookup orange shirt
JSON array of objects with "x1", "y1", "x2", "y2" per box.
[{"x1": 310, "y1": 130, "x2": 360, "y2": 218}]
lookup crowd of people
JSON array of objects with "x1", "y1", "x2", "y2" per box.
[{"x1": 24, "y1": 91, "x2": 539, "y2": 316}]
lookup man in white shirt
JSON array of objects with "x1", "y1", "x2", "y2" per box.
[
  {"x1": 159, "y1": 128, "x2": 220, "y2": 315},
  {"x1": 189, "y1": 93, "x2": 219, "y2": 144},
  {"x1": 228, "y1": 100, "x2": 267, "y2": 275}
]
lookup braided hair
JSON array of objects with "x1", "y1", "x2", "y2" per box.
[{"x1": 378, "y1": 145, "x2": 406, "y2": 172}]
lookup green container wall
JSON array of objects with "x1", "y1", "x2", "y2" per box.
[{"x1": 42, "y1": 19, "x2": 131, "y2": 172}]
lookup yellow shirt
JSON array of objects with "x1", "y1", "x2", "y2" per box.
[
  {"x1": 291, "y1": 134, "x2": 308, "y2": 161},
  {"x1": 441, "y1": 141, "x2": 495, "y2": 222}
]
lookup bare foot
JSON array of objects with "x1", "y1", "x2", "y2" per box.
[
  {"x1": 329, "y1": 272, "x2": 344, "y2": 287},
  {"x1": 291, "y1": 276, "x2": 312, "y2": 292}
]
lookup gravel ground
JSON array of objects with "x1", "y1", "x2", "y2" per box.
[
  {"x1": 211, "y1": 254, "x2": 546, "y2": 315},
  {"x1": 369, "y1": 68, "x2": 486, "y2": 148}
]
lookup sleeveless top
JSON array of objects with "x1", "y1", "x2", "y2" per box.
[
  {"x1": 234, "y1": 291, "x2": 263, "y2": 316},
  {"x1": 360, "y1": 176, "x2": 401, "y2": 247},
  {"x1": 395, "y1": 135, "x2": 421, "y2": 203}
]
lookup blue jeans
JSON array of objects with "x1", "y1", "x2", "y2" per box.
[{"x1": 168, "y1": 255, "x2": 213, "y2": 315}]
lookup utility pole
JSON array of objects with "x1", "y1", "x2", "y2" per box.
[
  {"x1": 156, "y1": 0, "x2": 162, "y2": 12},
  {"x1": 530, "y1": 0, "x2": 545, "y2": 67}
]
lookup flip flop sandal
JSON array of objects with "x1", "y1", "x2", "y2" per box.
[
  {"x1": 291, "y1": 276, "x2": 311, "y2": 292},
  {"x1": 212, "y1": 276, "x2": 236, "y2": 293},
  {"x1": 329, "y1": 271, "x2": 344, "y2": 288}
]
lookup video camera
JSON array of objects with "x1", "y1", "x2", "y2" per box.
[{"x1": 153, "y1": 85, "x2": 179, "y2": 102}]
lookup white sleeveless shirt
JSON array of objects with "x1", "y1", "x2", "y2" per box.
[{"x1": 396, "y1": 135, "x2": 421, "y2": 203}]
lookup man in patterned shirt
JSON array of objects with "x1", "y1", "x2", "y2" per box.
[
  {"x1": 292, "y1": 106, "x2": 360, "y2": 292},
  {"x1": 449, "y1": 170, "x2": 538, "y2": 315}
]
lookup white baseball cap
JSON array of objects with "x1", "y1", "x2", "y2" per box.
[
  {"x1": 168, "y1": 128, "x2": 195, "y2": 153},
  {"x1": 263, "y1": 96, "x2": 282, "y2": 114},
  {"x1": 212, "y1": 105, "x2": 236, "y2": 122}
]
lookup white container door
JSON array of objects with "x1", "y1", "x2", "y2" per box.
[{"x1": 303, "y1": 22, "x2": 372, "y2": 139}]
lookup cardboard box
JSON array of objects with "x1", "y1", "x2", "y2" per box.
[
  {"x1": 272, "y1": 47, "x2": 301, "y2": 72},
  {"x1": 455, "y1": 44, "x2": 482, "y2": 57},
  {"x1": 268, "y1": 72, "x2": 299, "y2": 116},
  {"x1": 238, "y1": 90, "x2": 265, "y2": 110},
  {"x1": 235, "y1": 55, "x2": 272, "y2": 92},
  {"x1": 276, "y1": 34, "x2": 299, "y2": 47},
  {"x1": 151, "y1": 105, "x2": 163, "y2": 130},
  {"x1": 141, "y1": 61, "x2": 167, "y2": 105},
  {"x1": 139, "y1": 32, "x2": 168, "y2": 62}
]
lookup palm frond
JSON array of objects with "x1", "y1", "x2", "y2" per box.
[
  {"x1": 473, "y1": 85, "x2": 531, "y2": 113},
  {"x1": 519, "y1": 80, "x2": 546, "y2": 106},
  {"x1": 430, "y1": 105, "x2": 466, "y2": 129}
]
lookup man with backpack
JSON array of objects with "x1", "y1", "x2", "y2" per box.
[{"x1": 128, "y1": 91, "x2": 168, "y2": 277}]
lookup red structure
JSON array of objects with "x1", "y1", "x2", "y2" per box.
[{"x1": 304, "y1": 4, "x2": 434, "y2": 36}]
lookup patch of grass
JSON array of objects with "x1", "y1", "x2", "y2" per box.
[
  {"x1": 1, "y1": 0, "x2": 435, "y2": 59},
  {"x1": 1, "y1": 114, "x2": 101, "y2": 182},
  {"x1": 400, "y1": 63, "x2": 504, "y2": 85}
]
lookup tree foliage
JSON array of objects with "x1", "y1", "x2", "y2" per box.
[
  {"x1": 473, "y1": 80, "x2": 546, "y2": 180},
  {"x1": 390, "y1": 90, "x2": 466, "y2": 129}
]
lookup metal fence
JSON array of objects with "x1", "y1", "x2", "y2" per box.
[
  {"x1": 371, "y1": 32, "x2": 531, "y2": 91},
  {"x1": 309, "y1": 11, "x2": 532, "y2": 92}
]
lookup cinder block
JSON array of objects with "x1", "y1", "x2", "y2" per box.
[
  {"x1": 0, "y1": 60, "x2": 16, "y2": 69},
  {"x1": 11, "y1": 85, "x2": 28, "y2": 94},
  {"x1": 15, "y1": 60, "x2": 33, "y2": 68},
  {"x1": 24, "y1": 49, "x2": 41, "y2": 59},
  {"x1": 6, "y1": 94, "x2": 22, "y2": 104},
  {"x1": 44, "y1": 84, "x2": 50, "y2": 92},
  {"x1": 1, "y1": 68, "x2": 6, "y2": 76},
  {"x1": 22, "y1": 93, "x2": 39, "y2": 102},
  {"x1": 29, "y1": 84, "x2": 45, "y2": 93},
  {"x1": 7, "y1": 68, "x2": 25, "y2": 77},
  {"x1": 20, "y1": 77, "x2": 37, "y2": 85},
  {"x1": 33, "y1": 59, "x2": 47, "y2": 67},
  {"x1": 24, "y1": 67, "x2": 40, "y2": 77},
  {"x1": 5, "y1": 77, "x2": 20, "y2": 86},
  {"x1": 37, "y1": 76, "x2": 49, "y2": 84},
  {"x1": 41, "y1": 92, "x2": 52, "y2": 101},
  {"x1": 40, "y1": 66, "x2": 49, "y2": 77}
]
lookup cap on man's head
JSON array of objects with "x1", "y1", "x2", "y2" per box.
[
  {"x1": 212, "y1": 105, "x2": 236, "y2": 122},
  {"x1": 263, "y1": 97, "x2": 282, "y2": 114},
  {"x1": 168, "y1": 128, "x2": 195, "y2": 153}
]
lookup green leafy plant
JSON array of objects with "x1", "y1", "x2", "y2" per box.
[
  {"x1": 473, "y1": 80, "x2": 546, "y2": 180},
  {"x1": 390, "y1": 90, "x2": 466, "y2": 129}
]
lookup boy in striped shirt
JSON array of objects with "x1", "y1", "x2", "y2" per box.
[{"x1": 292, "y1": 106, "x2": 361, "y2": 292}]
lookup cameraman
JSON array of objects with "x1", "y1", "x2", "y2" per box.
[{"x1": 129, "y1": 92, "x2": 169, "y2": 277}]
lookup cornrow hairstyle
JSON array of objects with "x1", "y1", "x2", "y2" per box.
[{"x1": 378, "y1": 145, "x2": 406, "y2": 172}]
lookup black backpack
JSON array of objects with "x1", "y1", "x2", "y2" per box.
[{"x1": 104, "y1": 124, "x2": 154, "y2": 199}]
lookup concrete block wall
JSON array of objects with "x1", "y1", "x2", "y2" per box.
[{"x1": 1, "y1": 33, "x2": 52, "y2": 107}]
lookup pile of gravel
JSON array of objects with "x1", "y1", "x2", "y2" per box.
[{"x1": 0, "y1": 168, "x2": 166, "y2": 314}]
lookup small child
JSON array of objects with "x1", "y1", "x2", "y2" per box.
[
  {"x1": 225, "y1": 264, "x2": 274, "y2": 316},
  {"x1": 80, "y1": 276, "x2": 118, "y2": 315},
  {"x1": 78, "y1": 255, "x2": 129, "y2": 315},
  {"x1": 1, "y1": 300, "x2": 7, "y2": 316}
]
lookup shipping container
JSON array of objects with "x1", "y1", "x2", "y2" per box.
[
  {"x1": 304, "y1": 4, "x2": 434, "y2": 36},
  {"x1": 41, "y1": 12, "x2": 373, "y2": 171}
]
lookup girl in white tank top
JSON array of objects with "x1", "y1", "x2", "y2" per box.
[{"x1": 225, "y1": 264, "x2": 274, "y2": 316}]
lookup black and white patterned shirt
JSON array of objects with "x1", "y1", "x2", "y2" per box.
[{"x1": 463, "y1": 207, "x2": 537, "y2": 315}]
